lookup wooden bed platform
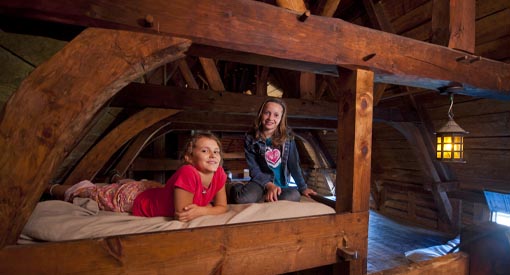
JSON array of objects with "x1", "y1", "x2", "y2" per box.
[
  {"x1": 0, "y1": 27, "x2": 372, "y2": 274},
  {"x1": 1, "y1": 1, "x2": 506, "y2": 274}
]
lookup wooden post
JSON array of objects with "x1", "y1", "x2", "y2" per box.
[
  {"x1": 449, "y1": 0, "x2": 476, "y2": 53},
  {"x1": 0, "y1": 28, "x2": 190, "y2": 247},
  {"x1": 335, "y1": 68, "x2": 374, "y2": 274}
]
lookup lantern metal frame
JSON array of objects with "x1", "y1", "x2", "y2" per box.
[{"x1": 435, "y1": 93, "x2": 469, "y2": 163}]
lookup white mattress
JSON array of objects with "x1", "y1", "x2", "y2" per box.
[{"x1": 19, "y1": 197, "x2": 335, "y2": 243}]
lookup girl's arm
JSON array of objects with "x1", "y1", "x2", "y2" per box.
[{"x1": 174, "y1": 186, "x2": 228, "y2": 222}]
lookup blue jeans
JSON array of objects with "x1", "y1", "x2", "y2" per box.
[{"x1": 229, "y1": 182, "x2": 301, "y2": 204}]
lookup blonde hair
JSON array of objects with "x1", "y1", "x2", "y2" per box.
[
  {"x1": 181, "y1": 131, "x2": 223, "y2": 164},
  {"x1": 253, "y1": 98, "x2": 291, "y2": 147}
]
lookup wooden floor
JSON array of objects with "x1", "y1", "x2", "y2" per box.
[{"x1": 367, "y1": 210, "x2": 452, "y2": 273}]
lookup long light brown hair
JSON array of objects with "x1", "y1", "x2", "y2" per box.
[{"x1": 253, "y1": 98, "x2": 291, "y2": 147}]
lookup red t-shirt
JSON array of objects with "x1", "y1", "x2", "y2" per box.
[{"x1": 132, "y1": 165, "x2": 226, "y2": 217}]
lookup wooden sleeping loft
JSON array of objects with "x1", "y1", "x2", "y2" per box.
[{"x1": 1, "y1": 1, "x2": 509, "y2": 274}]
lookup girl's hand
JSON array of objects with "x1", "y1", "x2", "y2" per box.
[
  {"x1": 301, "y1": 188, "x2": 317, "y2": 198},
  {"x1": 265, "y1": 182, "x2": 281, "y2": 202},
  {"x1": 175, "y1": 204, "x2": 202, "y2": 222}
]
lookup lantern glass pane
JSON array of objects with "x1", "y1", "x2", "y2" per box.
[
  {"x1": 444, "y1": 152, "x2": 451, "y2": 159},
  {"x1": 437, "y1": 137, "x2": 442, "y2": 143},
  {"x1": 444, "y1": 143, "x2": 452, "y2": 151},
  {"x1": 454, "y1": 152, "x2": 461, "y2": 159},
  {"x1": 437, "y1": 152, "x2": 442, "y2": 158},
  {"x1": 437, "y1": 144, "x2": 442, "y2": 151},
  {"x1": 444, "y1": 136, "x2": 452, "y2": 143},
  {"x1": 454, "y1": 144, "x2": 461, "y2": 151},
  {"x1": 454, "y1": 136, "x2": 462, "y2": 143}
]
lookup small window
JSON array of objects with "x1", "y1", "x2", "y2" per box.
[
  {"x1": 491, "y1": 212, "x2": 510, "y2": 226},
  {"x1": 484, "y1": 190, "x2": 510, "y2": 226}
]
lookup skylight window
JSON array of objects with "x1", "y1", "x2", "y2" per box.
[{"x1": 484, "y1": 190, "x2": 510, "y2": 226}]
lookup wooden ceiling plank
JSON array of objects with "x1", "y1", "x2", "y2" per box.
[
  {"x1": 2, "y1": 0, "x2": 508, "y2": 98},
  {"x1": 112, "y1": 82, "x2": 405, "y2": 122}
]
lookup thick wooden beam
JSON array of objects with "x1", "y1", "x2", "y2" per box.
[
  {"x1": 1, "y1": 0, "x2": 508, "y2": 99},
  {"x1": 335, "y1": 68, "x2": 373, "y2": 275},
  {"x1": 112, "y1": 82, "x2": 405, "y2": 122},
  {"x1": 187, "y1": 44, "x2": 339, "y2": 76},
  {"x1": 114, "y1": 82, "x2": 338, "y2": 119},
  {"x1": 0, "y1": 28, "x2": 190, "y2": 247},
  {"x1": 336, "y1": 68, "x2": 373, "y2": 214},
  {"x1": 0, "y1": 213, "x2": 368, "y2": 275},
  {"x1": 168, "y1": 111, "x2": 339, "y2": 130}
]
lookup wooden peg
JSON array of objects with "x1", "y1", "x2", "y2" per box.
[
  {"x1": 144, "y1": 14, "x2": 154, "y2": 28},
  {"x1": 298, "y1": 10, "x2": 311, "y2": 22}
]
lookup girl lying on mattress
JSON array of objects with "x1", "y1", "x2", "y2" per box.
[{"x1": 47, "y1": 132, "x2": 228, "y2": 222}]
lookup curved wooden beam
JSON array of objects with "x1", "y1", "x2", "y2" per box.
[
  {"x1": 63, "y1": 108, "x2": 180, "y2": 185},
  {"x1": 113, "y1": 120, "x2": 173, "y2": 178},
  {"x1": 0, "y1": 28, "x2": 190, "y2": 247},
  {"x1": 387, "y1": 121, "x2": 453, "y2": 227}
]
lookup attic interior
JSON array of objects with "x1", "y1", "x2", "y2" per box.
[{"x1": 1, "y1": 0, "x2": 509, "y2": 274}]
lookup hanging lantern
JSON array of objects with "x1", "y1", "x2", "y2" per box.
[{"x1": 435, "y1": 93, "x2": 469, "y2": 163}]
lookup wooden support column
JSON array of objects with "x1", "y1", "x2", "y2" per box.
[
  {"x1": 335, "y1": 68, "x2": 373, "y2": 275},
  {"x1": 300, "y1": 72, "x2": 316, "y2": 100},
  {"x1": 336, "y1": 68, "x2": 373, "y2": 213},
  {"x1": 0, "y1": 28, "x2": 190, "y2": 247},
  {"x1": 431, "y1": 0, "x2": 451, "y2": 46},
  {"x1": 255, "y1": 66, "x2": 269, "y2": 96},
  {"x1": 449, "y1": 0, "x2": 476, "y2": 53}
]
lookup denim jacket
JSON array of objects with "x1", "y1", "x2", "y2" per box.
[{"x1": 244, "y1": 132, "x2": 308, "y2": 192}]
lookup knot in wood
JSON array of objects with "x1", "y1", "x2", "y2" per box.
[
  {"x1": 144, "y1": 14, "x2": 154, "y2": 28},
  {"x1": 361, "y1": 146, "x2": 368, "y2": 156},
  {"x1": 361, "y1": 98, "x2": 368, "y2": 110}
]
